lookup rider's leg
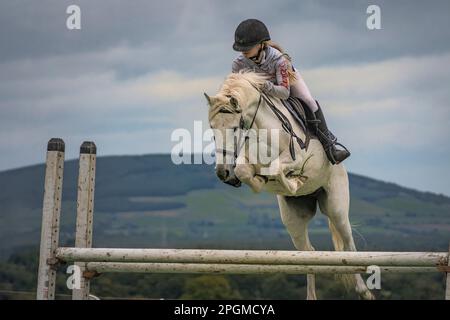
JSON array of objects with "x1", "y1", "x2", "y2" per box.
[
  {"x1": 290, "y1": 71, "x2": 318, "y2": 113},
  {"x1": 290, "y1": 70, "x2": 350, "y2": 165},
  {"x1": 314, "y1": 101, "x2": 350, "y2": 165}
]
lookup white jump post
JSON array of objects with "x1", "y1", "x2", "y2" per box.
[
  {"x1": 72, "y1": 141, "x2": 97, "y2": 300},
  {"x1": 446, "y1": 243, "x2": 450, "y2": 300},
  {"x1": 36, "y1": 138, "x2": 65, "y2": 300}
]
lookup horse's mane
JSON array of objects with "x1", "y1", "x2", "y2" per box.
[{"x1": 209, "y1": 71, "x2": 268, "y2": 121}]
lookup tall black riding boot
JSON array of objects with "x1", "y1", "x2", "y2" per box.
[{"x1": 314, "y1": 101, "x2": 351, "y2": 165}]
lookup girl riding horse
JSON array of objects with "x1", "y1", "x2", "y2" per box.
[{"x1": 231, "y1": 19, "x2": 350, "y2": 165}]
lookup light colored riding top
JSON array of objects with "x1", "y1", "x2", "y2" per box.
[{"x1": 232, "y1": 45, "x2": 318, "y2": 112}]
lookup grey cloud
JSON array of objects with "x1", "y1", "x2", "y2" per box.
[{"x1": 2, "y1": 0, "x2": 450, "y2": 68}]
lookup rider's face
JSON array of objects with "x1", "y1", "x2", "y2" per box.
[{"x1": 242, "y1": 44, "x2": 262, "y2": 59}]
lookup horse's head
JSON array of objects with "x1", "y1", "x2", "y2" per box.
[
  {"x1": 204, "y1": 71, "x2": 267, "y2": 187},
  {"x1": 205, "y1": 92, "x2": 242, "y2": 187}
]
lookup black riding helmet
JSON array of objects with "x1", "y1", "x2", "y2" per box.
[{"x1": 233, "y1": 19, "x2": 271, "y2": 52}]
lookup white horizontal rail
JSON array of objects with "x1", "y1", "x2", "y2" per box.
[
  {"x1": 85, "y1": 262, "x2": 438, "y2": 274},
  {"x1": 56, "y1": 247, "x2": 448, "y2": 267}
]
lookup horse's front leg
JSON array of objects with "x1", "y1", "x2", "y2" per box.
[
  {"x1": 264, "y1": 151, "x2": 304, "y2": 195},
  {"x1": 234, "y1": 156, "x2": 266, "y2": 193}
]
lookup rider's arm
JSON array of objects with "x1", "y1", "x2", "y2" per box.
[{"x1": 262, "y1": 58, "x2": 290, "y2": 100}]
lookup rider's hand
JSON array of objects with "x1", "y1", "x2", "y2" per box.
[{"x1": 262, "y1": 80, "x2": 274, "y2": 93}]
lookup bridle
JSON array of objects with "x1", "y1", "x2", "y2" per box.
[{"x1": 214, "y1": 89, "x2": 262, "y2": 164}]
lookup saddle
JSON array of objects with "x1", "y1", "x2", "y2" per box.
[{"x1": 280, "y1": 97, "x2": 320, "y2": 145}]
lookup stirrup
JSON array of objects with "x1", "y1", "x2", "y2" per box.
[
  {"x1": 327, "y1": 142, "x2": 351, "y2": 165},
  {"x1": 335, "y1": 142, "x2": 350, "y2": 154}
]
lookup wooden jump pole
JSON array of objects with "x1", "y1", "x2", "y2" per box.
[
  {"x1": 84, "y1": 262, "x2": 437, "y2": 275},
  {"x1": 55, "y1": 247, "x2": 448, "y2": 267}
]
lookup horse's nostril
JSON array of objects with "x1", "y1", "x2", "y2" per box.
[{"x1": 225, "y1": 170, "x2": 230, "y2": 179}]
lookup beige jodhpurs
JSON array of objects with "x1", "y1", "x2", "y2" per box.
[{"x1": 289, "y1": 70, "x2": 318, "y2": 113}]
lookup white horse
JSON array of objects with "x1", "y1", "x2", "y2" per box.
[{"x1": 205, "y1": 71, "x2": 374, "y2": 300}]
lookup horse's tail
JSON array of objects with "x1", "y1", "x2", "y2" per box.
[{"x1": 328, "y1": 219, "x2": 357, "y2": 292}]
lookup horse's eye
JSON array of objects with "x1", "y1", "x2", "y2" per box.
[{"x1": 219, "y1": 108, "x2": 233, "y2": 114}]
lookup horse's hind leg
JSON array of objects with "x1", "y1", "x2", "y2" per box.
[
  {"x1": 317, "y1": 165, "x2": 375, "y2": 300},
  {"x1": 277, "y1": 194, "x2": 317, "y2": 300}
]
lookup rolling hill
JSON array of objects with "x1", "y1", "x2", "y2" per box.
[{"x1": 0, "y1": 153, "x2": 449, "y2": 261}]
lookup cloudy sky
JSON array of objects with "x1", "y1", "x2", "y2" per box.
[{"x1": 1, "y1": 0, "x2": 449, "y2": 196}]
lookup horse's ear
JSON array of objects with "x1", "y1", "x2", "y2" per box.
[
  {"x1": 229, "y1": 96, "x2": 241, "y2": 112},
  {"x1": 204, "y1": 92, "x2": 214, "y2": 106}
]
